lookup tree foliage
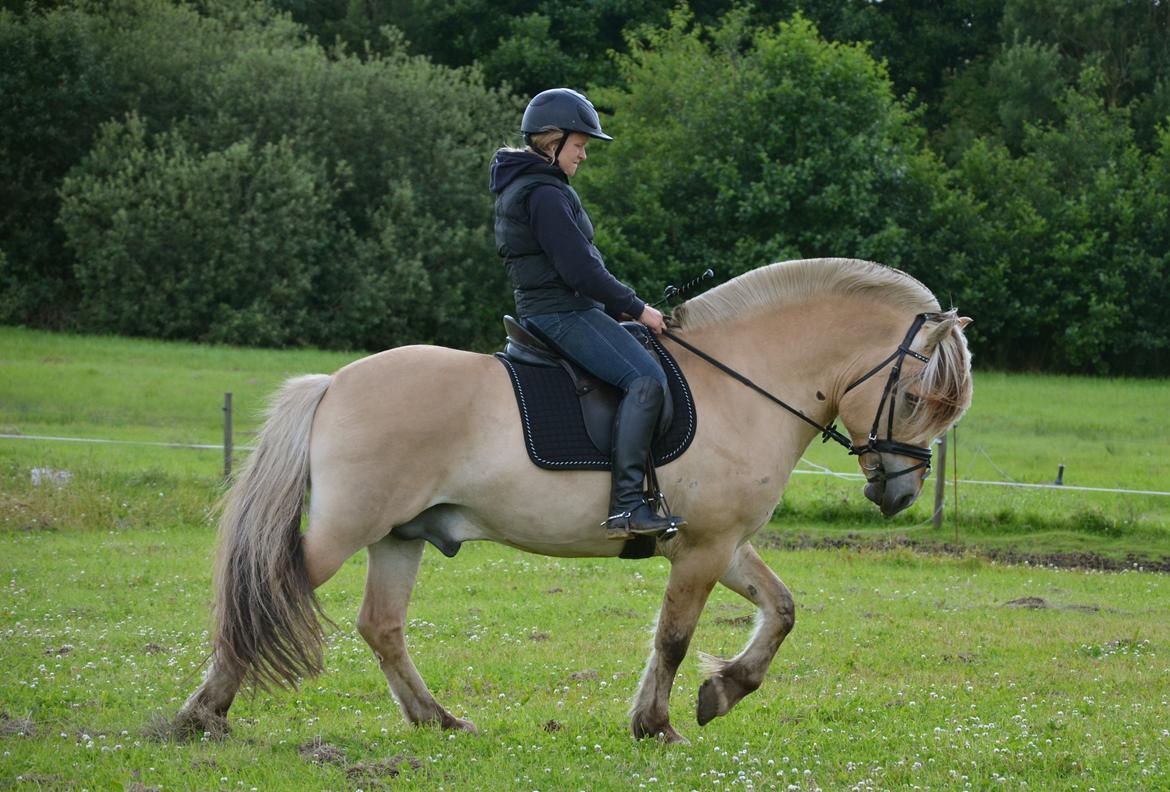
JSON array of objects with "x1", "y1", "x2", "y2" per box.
[
  {"x1": 3, "y1": 0, "x2": 516, "y2": 349},
  {"x1": 576, "y1": 10, "x2": 968, "y2": 302},
  {"x1": 2, "y1": 0, "x2": 1168, "y2": 373}
]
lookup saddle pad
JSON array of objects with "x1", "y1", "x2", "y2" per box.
[{"x1": 495, "y1": 336, "x2": 697, "y2": 471}]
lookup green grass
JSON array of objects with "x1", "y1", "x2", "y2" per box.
[
  {"x1": 2, "y1": 326, "x2": 1170, "y2": 788},
  {"x1": 776, "y1": 370, "x2": 1170, "y2": 563},
  {"x1": 2, "y1": 529, "x2": 1168, "y2": 790}
]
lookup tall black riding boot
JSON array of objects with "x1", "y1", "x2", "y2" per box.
[{"x1": 605, "y1": 376, "x2": 685, "y2": 540}]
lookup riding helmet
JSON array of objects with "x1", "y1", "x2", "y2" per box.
[{"x1": 521, "y1": 88, "x2": 613, "y2": 141}]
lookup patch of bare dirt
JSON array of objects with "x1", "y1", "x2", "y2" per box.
[
  {"x1": 1, "y1": 715, "x2": 35, "y2": 737},
  {"x1": 1005, "y1": 596, "x2": 1049, "y2": 608},
  {"x1": 299, "y1": 737, "x2": 347, "y2": 766},
  {"x1": 758, "y1": 532, "x2": 1170, "y2": 573},
  {"x1": 346, "y1": 755, "x2": 422, "y2": 787}
]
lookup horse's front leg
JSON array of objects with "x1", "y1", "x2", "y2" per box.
[
  {"x1": 357, "y1": 534, "x2": 476, "y2": 733},
  {"x1": 629, "y1": 539, "x2": 734, "y2": 742},
  {"x1": 696, "y1": 541, "x2": 795, "y2": 726}
]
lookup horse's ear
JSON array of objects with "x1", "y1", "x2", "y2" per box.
[{"x1": 922, "y1": 313, "x2": 970, "y2": 351}]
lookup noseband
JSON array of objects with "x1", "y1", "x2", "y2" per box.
[{"x1": 661, "y1": 313, "x2": 935, "y2": 481}]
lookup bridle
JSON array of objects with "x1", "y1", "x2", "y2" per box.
[
  {"x1": 661, "y1": 312, "x2": 936, "y2": 484},
  {"x1": 839, "y1": 313, "x2": 934, "y2": 483}
]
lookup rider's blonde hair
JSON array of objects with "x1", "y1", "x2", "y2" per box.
[{"x1": 526, "y1": 129, "x2": 565, "y2": 163}]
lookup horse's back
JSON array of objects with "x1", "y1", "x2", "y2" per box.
[{"x1": 308, "y1": 345, "x2": 518, "y2": 506}]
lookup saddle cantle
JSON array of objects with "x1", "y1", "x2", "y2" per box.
[{"x1": 494, "y1": 315, "x2": 697, "y2": 471}]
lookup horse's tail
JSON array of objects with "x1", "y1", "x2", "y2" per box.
[{"x1": 212, "y1": 373, "x2": 333, "y2": 691}]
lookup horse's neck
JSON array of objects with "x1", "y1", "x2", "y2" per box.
[
  {"x1": 683, "y1": 299, "x2": 883, "y2": 401},
  {"x1": 678, "y1": 297, "x2": 908, "y2": 456}
]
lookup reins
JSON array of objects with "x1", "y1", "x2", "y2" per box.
[{"x1": 661, "y1": 313, "x2": 935, "y2": 481}]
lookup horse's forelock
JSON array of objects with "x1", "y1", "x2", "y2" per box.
[{"x1": 904, "y1": 310, "x2": 973, "y2": 439}]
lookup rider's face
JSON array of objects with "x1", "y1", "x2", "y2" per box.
[{"x1": 556, "y1": 133, "x2": 589, "y2": 177}]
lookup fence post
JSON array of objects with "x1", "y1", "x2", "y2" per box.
[
  {"x1": 223, "y1": 392, "x2": 233, "y2": 483},
  {"x1": 933, "y1": 430, "x2": 948, "y2": 530}
]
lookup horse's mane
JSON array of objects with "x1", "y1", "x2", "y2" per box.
[
  {"x1": 672, "y1": 258, "x2": 971, "y2": 438},
  {"x1": 671, "y1": 258, "x2": 939, "y2": 329}
]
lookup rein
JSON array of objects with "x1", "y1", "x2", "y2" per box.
[{"x1": 661, "y1": 313, "x2": 935, "y2": 482}]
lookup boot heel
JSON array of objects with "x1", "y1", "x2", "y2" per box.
[{"x1": 604, "y1": 512, "x2": 633, "y2": 540}]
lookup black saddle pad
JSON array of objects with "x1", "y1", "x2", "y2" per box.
[{"x1": 495, "y1": 336, "x2": 697, "y2": 470}]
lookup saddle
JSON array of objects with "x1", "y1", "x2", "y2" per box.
[{"x1": 494, "y1": 315, "x2": 697, "y2": 471}]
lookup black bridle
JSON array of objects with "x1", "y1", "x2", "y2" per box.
[{"x1": 661, "y1": 312, "x2": 935, "y2": 484}]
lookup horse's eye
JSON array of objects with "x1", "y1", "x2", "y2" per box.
[{"x1": 903, "y1": 393, "x2": 921, "y2": 409}]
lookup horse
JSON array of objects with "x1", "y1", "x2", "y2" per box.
[{"x1": 172, "y1": 258, "x2": 972, "y2": 743}]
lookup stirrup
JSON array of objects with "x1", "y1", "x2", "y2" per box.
[
  {"x1": 602, "y1": 509, "x2": 684, "y2": 542},
  {"x1": 604, "y1": 512, "x2": 634, "y2": 541}
]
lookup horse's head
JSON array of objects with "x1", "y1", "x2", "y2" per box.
[{"x1": 837, "y1": 311, "x2": 973, "y2": 516}]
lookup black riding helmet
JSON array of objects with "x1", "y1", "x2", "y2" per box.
[{"x1": 522, "y1": 88, "x2": 612, "y2": 166}]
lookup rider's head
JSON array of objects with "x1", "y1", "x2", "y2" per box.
[{"x1": 522, "y1": 89, "x2": 612, "y2": 174}]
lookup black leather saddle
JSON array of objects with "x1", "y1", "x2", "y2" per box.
[{"x1": 494, "y1": 315, "x2": 697, "y2": 471}]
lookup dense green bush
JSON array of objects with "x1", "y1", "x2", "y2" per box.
[
  {"x1": 12, "y1": 0, "x2": 516, "y2": 350},
  {"x1": 59, "y1": 117, "x2": 340, "y2": 345},
  {"x1": 0, "y1": 7, "x2": 120, "y2": 326},
  {"x1": 953, "y1": 70, "x2": 1170, "y2": 372}
]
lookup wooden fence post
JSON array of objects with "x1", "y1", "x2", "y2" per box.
[
  {"x1": 223, "y1": 392, "x2": 233, "y2": 483},
  {"x1": 933, "y1": 430, "x2": 948, "y2": 530}
]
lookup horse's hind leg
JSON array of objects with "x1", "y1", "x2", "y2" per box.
[
  {"x1": 696, "y1": 541, "x2": 795, "y2": 726},
  {"x1": 357, "y1": 534, "x2": 476, "y2": 733}
]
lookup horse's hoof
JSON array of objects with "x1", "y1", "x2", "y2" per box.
[
  {"x1": 696, "y1": 676, "x2": 726, "y2": 726},
  {"x1": 162, "y1": 704, "x2": 230, "y2": 742},
  {"x1": 441, "y1": 713, "x2": 479, "y2": 735},
  {"x1": 657, "y1": 725, "x2": 689, "y2": 744},
  {"x1": 632, "y1": 718, "x2": 687, "y2": 744}
]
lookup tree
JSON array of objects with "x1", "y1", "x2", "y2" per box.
[
  {"x1": 0, "y1": 7, "x2": 119, "y2": 326},
  {"x1": 953, "y1": 67, "x2": 1169, "y2": 373},
  {"x1": 8, "y1": 0, "x2": 517, "y2": 350},
  {"x1": 577, "y1": 10, "x2": 964, "y2": 300}
]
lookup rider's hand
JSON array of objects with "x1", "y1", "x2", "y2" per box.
[{"x1": 639, "y1": 305, "x2": 666, "y2": 335}]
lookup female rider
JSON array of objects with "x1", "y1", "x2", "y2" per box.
[{"x1": 488, "y1": 88, "x2": 684, "y2": 540}]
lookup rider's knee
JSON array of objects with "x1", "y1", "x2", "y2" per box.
[{"x1": 627, "y1": 375, "x2": 666, "y2": 408}]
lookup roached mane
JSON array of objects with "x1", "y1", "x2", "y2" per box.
[{"x1": 671, "y1": 258, "x2": 972, "y2": 438}]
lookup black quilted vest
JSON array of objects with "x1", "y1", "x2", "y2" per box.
[{"x1": 494, "y1": 172, "x2": 601, "y2": 317}]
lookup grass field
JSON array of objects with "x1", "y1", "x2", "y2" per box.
[{"x1": 2, "y1": 326, "x2": 1169, "y2": 790}]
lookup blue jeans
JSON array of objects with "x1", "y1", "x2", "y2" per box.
[{"x1": 523, "y1": 308, "x2": 668, "y2": 395}]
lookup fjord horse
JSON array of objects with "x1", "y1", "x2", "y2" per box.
[{"x1": 174, "y1": 258, "x2": 972, "y2": 742}]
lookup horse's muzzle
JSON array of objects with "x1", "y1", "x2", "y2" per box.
[{"x1": 862, "y1": 457, "x2": 924, "y2": 516}]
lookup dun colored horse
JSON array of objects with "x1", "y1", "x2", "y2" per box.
[{"x1": 174, "y1": 258, "x2": 972, "y2": 742}]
